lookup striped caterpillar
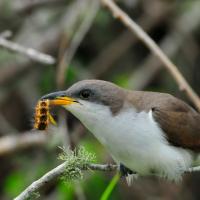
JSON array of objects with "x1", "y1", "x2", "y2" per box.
[{"x1": 34, "y1": 99, "x2": 56, "y2": 130}]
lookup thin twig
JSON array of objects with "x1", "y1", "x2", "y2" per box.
[
  {"x1": 0, "y1": 37, "x2": 56, "y2": 65},
  {"x1": 0, "y1": 0, "x2": 90, "y2": 86},
  {"x1": 14, "y1": 159, "x2": 200, "y2": 200},
  {"x1": 101, "y1": 0, "x2": 200, "y2": 112}
]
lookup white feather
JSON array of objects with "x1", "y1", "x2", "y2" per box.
[
  {"x1": 126, "y1": 174, "x2": 138, "y2": 186},
  {"x1": 65, "y1": 100, "x2": 193, "y2": 181}
]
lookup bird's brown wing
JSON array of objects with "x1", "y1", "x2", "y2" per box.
[
  {"x1": 127, "y1": 91, "x2": 200, "y2": 151},
  {"x1": 152, "y1": 106, "x2": 200, "y2": 152}
]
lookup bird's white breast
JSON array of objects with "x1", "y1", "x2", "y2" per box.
[{"x1": 66, "y1": 101, "x2": 193, "y2": 181}]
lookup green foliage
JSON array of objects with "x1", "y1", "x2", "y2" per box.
[
  {"x1": 64, "y1": 65, "x2": 78, "y2": 85},
  {"x1": 39, "y1": 64, "x2": 78, "y2": 94},
  {"x1": 82, "y1": 172, "x2": 109, "y2": 199},
  {"x1": 39, "y1": 67, "x2": 56, "y2": 93},
  {"x1": 57, "y1": 181, "x2": 75, "y2": 200},
  {"x1": 3, "y1": 171, "x2": 27, "y2": 198},
  {"x1": 0, "y1": 50, "x2": 18, "y2": 65},
  {"x1": 0, "y1": 0, "x2": 12, "y2": 16},
  {"x1": 82, "y1": 172, "x2": 120, "y2": 200},
  {"x1": 58, "y1": 146, "x2": 96, "y2": 182},
  {"x1": 113, "y1": 73, "x2": 129, "y2": 88},
  {"x1": 95, "y1": 10, "x2": 111, "y2": 28}
]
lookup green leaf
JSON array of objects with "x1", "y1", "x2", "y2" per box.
[{"x1": 100, "y1": 173, "x2": 120, "y2": 200}]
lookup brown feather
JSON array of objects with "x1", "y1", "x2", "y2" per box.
[{"x1": 126, "y1": 91, "x2": 200, "y2": 152}]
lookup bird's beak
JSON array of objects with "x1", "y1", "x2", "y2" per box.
[{"x1": 41, "y1": 91, "x2": 78, "y2": 106}]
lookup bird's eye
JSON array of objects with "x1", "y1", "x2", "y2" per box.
[{"x1": 79, "y1": 89, "x2": 91, "y2": 99}]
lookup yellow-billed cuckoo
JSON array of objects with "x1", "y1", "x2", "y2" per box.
[{"x1": 42, "y1": 80, "x2": 200, "y2": 181}]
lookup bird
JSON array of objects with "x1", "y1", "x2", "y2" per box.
[{"x1": 41, "y1": 79, "x2": 200, "y2": 182}]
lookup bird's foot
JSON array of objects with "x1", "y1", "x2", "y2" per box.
[
  {"x1": 120, "y1": 163, "x2": 134, "y2": 176},
  {"x1": 119, "y1": 163, "x2": 138, "y2": 186}
]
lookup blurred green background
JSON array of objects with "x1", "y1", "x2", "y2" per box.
[{"x1": 0, "y1": 0, "x2": 200, "y2": 199}]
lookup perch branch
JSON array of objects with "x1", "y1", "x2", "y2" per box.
[
  {"x1": 0, "y1": 37, "x2": 56, "y2": 65},
  {"x1": 14, "y1": 162, "x2": 118, "y2": 200},
  {"x1": 14, "y1": 159, "x2": 200, "y2": 200},
  {"x1": 101, "y1": 0, "x2": 200, "y2": 112}
]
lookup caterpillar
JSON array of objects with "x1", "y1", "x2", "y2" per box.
[{"x1": 34, "y1": 99, "x2": 56, "y2": 130}]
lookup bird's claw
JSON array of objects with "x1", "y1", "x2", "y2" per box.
[{"x1": 119, "y1": 163, "x2": 135, "y2": 177}]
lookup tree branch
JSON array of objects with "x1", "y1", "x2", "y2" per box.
[
  {"x1": 14, "y1": 159, "x2": 200, "y2": 200},
  {"x1": 128, "y1": 0, "x2": 200, "y2": 91},
  {"x1": 0, "y1": 36, "x2": 56, "y2": 65},
  {"x1": 14, "y1": 162, "x2": 118, "y2": 200},
  {"x1": 0, "y1": 131, "x2": 48, "y2": 156},
  {"x1": 101, "y1": 0, "x2": 200, "y2": 112}
]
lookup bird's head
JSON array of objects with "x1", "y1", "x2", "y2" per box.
[{"x1": 41, "y1": 80, "x2": 125, "y2": 128}]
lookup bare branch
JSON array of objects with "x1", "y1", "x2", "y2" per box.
[
  {"x1": 101, "y1": 0, "x2": 200, "y2": 112},
  {"x1": 0, "y1": 131, "x2": 47, "y2": 156},
  {"x1": 88, "y1": 163, "x2": 118, "y2": 171},
  {"x1": 0, "y1": 0, "x2": 91, "y2": 85},
  {"x1": 0, "y1": 37, "x2": 56, "y2": 65}
]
